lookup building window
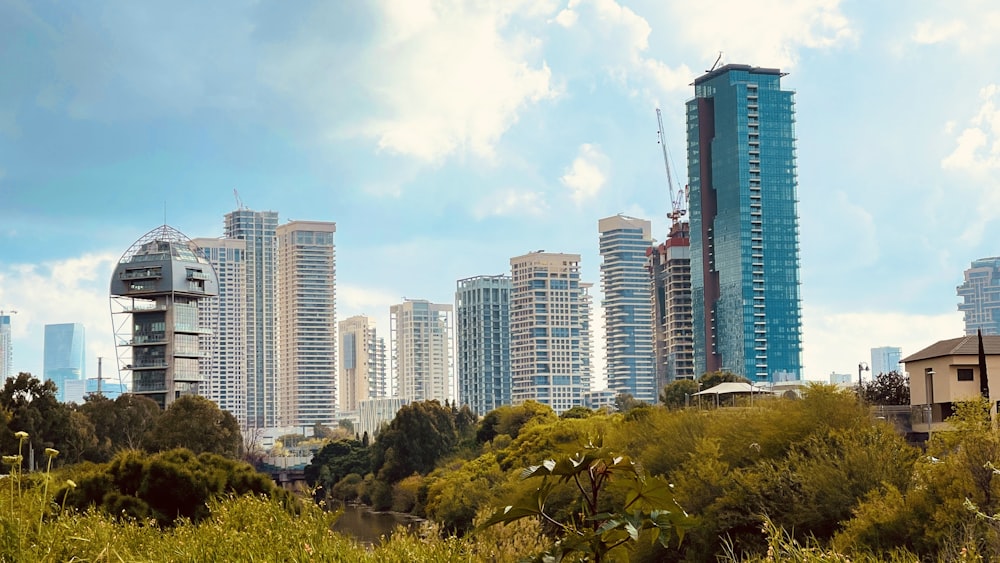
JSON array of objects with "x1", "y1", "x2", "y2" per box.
[{"x1": 958, "y1": 368, "x2": 974, "y2": 381}]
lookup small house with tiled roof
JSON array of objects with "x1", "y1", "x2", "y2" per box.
[{"x1": 902, "y1": 335, "x2": 1000, "y2": 430}]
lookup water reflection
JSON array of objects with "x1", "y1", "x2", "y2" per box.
[{"x1": 330, "y1": 503, "x2": 422, "y2": 545}]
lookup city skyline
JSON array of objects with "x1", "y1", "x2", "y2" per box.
[{"x1": 2, "y1": 2, "x2": 989, "y2": 384}]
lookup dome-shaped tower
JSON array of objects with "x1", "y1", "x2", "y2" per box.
[{"x1": 110, "y1": 225, "x2": 218, "y2": 409}]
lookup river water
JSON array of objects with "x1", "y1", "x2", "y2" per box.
[{"x1": 330, "y1": 503, "x2": 422, "y2": 545}]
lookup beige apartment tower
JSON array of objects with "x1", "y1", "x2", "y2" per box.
[
  {"x1": 390, "y1": 299, "x2": 454, "y2": 403},
  {"x1": 276, "y1": 221, "x2": 337, "y2": 427},
  {"x1": 339, "y1": 315, "x2": 387, "y2": 412},
  {"x1": 509, "y1": 251, "x2": 592, "y2": 414}
]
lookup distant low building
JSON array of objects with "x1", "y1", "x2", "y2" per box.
[
  {"x1": 584, "y1": 389, "x2": 616, "y2": 411},
  {"x1": 63, "y1": 378, "x2": 129, "y2": 404},
  {"x1": 903, "y1": 335, "x2": 1000, "y2": 431},
  {"x1": 829, "y1": 372, "x2": 852, "y2": 386},
  {"x1": 358, "y1": 397, "x2": 406, "y2": 441}
]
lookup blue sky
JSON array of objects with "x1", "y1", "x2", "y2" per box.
[{"x1": 1, "y1": 0, "x2": 996, "y2": 386}]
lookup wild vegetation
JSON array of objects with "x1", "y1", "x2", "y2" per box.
[{"x1": 4, "y1": 369, "x2": 1000, "y2": 561}]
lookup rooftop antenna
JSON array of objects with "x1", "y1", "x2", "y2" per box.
[{"x1": 708, "y1": 51, "x2": 723, "y2": 72}]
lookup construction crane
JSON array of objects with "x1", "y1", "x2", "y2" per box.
[{"x1": 656, "y1": 108, "x2": 688, "y2": 226}]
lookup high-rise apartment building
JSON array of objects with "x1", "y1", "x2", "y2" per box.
[
  {"x1": 193, "y1": 237, "x2": 247, "y2": 425},
  {"x1": 0, "y1": 314, "x2": 12, "y2": 379},
  {"x1": 110, "y1": 225, "x2": 219, "y2": 409},
  {"x1": 509, "y1": 251, "x2": 592, "y2": 414},
  {"x1": 687, "y1": 64, "x2": 803, "y2": 382},
  {"x1": 599, "y1": 215, "x2": 656, "y2": 403},
  {"x1": 43, "y1": 323, "x2": 86, "y2": 402},
  {"x1": 870, "y1": 346, "x2": 903, "y2": 376},
  {"x1": 648, "y1": 222, "x2": 694, "y2": 390},
  {"x1": 455, "y1": 275, "x2": 512, "y2": 415},
  {"x1": 276, "y1": 221, "x2": 337, "y2": 427},
  {"x1": 225, "y1": 209, "x2": 279, "y2": 429},
  {"x1": 339, "y1": 315, "x2": 387, "y2": 413},
  {"x1": 390, "y1": 299, "x2": 454, "y2": 403},
  {"x1": 958, "y1": 257, "x2": 1000, "y2": 335}
]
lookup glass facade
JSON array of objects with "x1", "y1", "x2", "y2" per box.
[
  {"x1": 958, "y1": 257, "x2": 1000, "y2": 336},
  {"x1": 225, "y1": 210, "x2": 279, "y2": 428},
  {"x1": 0, "y1": 315, "x2": 11, "y2": 379},
  {"x1": 688, "y1": 65, "x2": 802, "y2": 382},
  {"x1": 599, "y1": 216, "x2": 656, "y2": 403},
  {"x1": 43, "y1": 323, "x2": 86, "y2": 402},
  {"x1": 455, "y1": 275, "x2": 512, "y2": 416}
]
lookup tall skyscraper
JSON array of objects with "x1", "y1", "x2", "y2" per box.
[
  {"x1": 339, "y1": 315, "x2": 387, "y2": 413},
  {"x1": 687, "y1": 64, "x2": 803, "y2": 382},
  {"x1": 276, "y1": 221, "x2": 337, "y2": 427},
  {"x1": 225, "y1": 209, "x2": 279, "y2": 429},
  {"x1": 110, "y1": 225, "x2": 219, "y2": 409},
  {"x1": 193, "y1": 237, "x2": 247, "y2": 426},
  {"x1": 958, "y1": 257, "x2": 1000, "y2": 335},
  {"x1": 509, "y1": 251, "x2": 592, "y2": 414},
  {"x1": 0, "y1": 314, "x2": 12, "y2": 379},
  {"x1": 599, "y1": 215, "x2": 656, "y2": 403},
  {"x1": 648, "y1": 222, "x2": 694, "y2": 390},
  {"x1": 43, "y1": 323, "x2": 86, "y2": 402},
  {"x1": 455, "y1": 275, "x2": 512, "y2": 415},
  {"x1": 870, "y1": 346, "x2": 903, "y2": 376},
  {"x1": 390, "y1": 299, "x2": 454, "y2": 403}
]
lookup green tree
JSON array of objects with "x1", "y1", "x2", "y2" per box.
[
  {"x1": 859, "y1": 370, "x2": 910, "y2": 405},
  {"x1": 660, "y1": 379, "x2": 701, "y2": 409},
  {"x1": 614, "y1": 393, "x2": 648, "y2": 413},
  {"x1": 145, "y1": 395, "x2": 241, "y2": 457},
  {"x1": 371, "y1": 400, "x2": 458, "y2": 486},
  {"x1": 77, "y1": 393, "x2": 161, "y2": 461},
  {"x1": 476, "y1": 401, "x2": 556, "y2": 444},
  {"x1": 59, "y1": 448, "x2": 288, "y2": 526},
  {"x1": 304, "y1": 438, "x2": 370, "y2": 496},
  {"x1": 0, "y1": 373, "x2": 76, "y2": 469},
  {"x1": 698, "y1": 370, "x2": 749, "y2": 389},
  {"x1": 560, "y1": 405, "x2": 595, "y2": 419}
]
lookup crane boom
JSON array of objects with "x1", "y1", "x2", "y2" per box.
[{"x1": 656, "y1": 108, "x2": 687, "y2": 225}]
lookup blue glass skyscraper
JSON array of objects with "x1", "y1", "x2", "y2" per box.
[
  {"x1": 43, "y1": 323, "x2": 86, "y2": 402},
  {"x1": 455, "y1": 275, "x2": 512, "y2": 415},
  {"x1": 599, "y1": 215, "x2": 656, "y2": 403},
  {"x1": 687, "y1": 64, "x2": 802, "y2": 382}
]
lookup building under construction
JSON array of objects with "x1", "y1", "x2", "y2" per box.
[
  {"x1": 647, "y1": 221, "x2": 694, "y2": 390},
  {"x1": 110, "y1": 225, "x2": 218, "y2": 409}
]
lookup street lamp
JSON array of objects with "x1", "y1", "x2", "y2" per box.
[{"x1": 858, "y1": 361, "x2": 870, "y2": 388}]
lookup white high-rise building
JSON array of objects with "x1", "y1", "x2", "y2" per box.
[
  {"x1": 0, "y1": 314, "x2": 13, "y2": 379},
  {"x1": 870, "y1": 346, "x2": 903, "y2": 377},
  {"x1": 599, "y1": 215, "x2": 656, "y2": 403},
  {"x1": 225, "y1": 209, "x2": 279, "y2": 429},
  {"x1": 193, "y1": 237, "x2": 247, "y2": 426},
  {"x1": 339, "y1": 315, "x2": 387, "y2": 413},
  {"x1": 276, "y1": 221, "x2": 337, "y2": 427},
  {"x1": 509, "y1": 251, "x2": 592, "y2": 414},
  {"x1": 390, "y1": 299, "x2": 453, "y2": 403}
]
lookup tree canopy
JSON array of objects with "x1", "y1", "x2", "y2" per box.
[{"x1": 145, "y1": 395, "x2": 242, "y2": 457}]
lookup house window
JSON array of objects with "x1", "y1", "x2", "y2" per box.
[{"x1": 958, "y1": 368, "x2": 974, "y2": 381}]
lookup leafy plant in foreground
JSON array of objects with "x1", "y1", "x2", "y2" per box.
[{"x1": 480, "y1": 436, "x2": 691, "y2": 562}]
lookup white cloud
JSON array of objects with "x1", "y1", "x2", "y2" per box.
[
  {"x1": 668, "y1": 0, "x2": 855, "y2": 69},
  {"x1": 912, "y1": 20, "x2": 965, "y2": 45},
  {"x1": 553, "y1": 0, "x2": 693, "y2": 96},
  {"x1": 474, "y1": 189, "x2": 549, "y2": 219},
  {"x1": 941, "y1": 84, "x2": 1000, "y2": 244},
  {"x1": 0, "y1": 253, "x2": 120, "y2": 381},
  {"x1": 560, "y1": 144, "x2": 609, "y2": 203},
  {"x1": 802, "y1": 304, "x2": 964, "y2": 381},
  {"x1": 338, "y1": 284, "x2": 400, "y2": 317},
  {"x1": 943, "y1": 85, "x2": 1000, "y2": 172},
  {"x1": 833, "y1": 191, "x2": 878, "y2": 267},
  {"x1": 908, "y1": 9, "x2": 1000, "y2": 51},
  {"x1": 358, "y1": 0, "x2": 558, "y2": 162}
]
